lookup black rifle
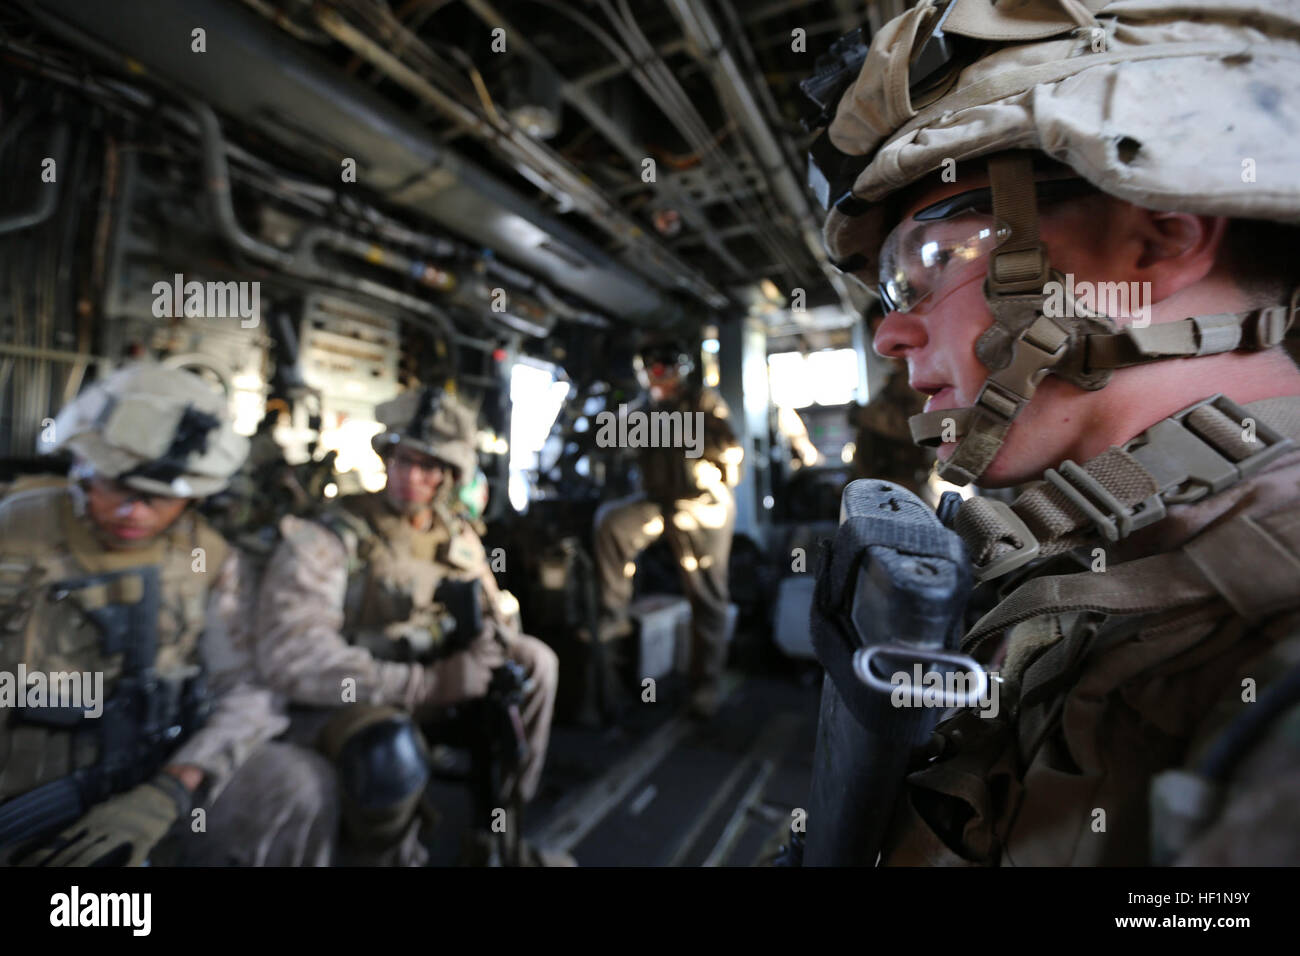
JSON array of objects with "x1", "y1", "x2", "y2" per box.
[
  {"x1": 431, "y1": 577, "x2": 531, "y2": 861},
  {"x1": 0, "y1": 566, "x2": 208, "y2": 852},
  {"x1": 801, "y1": 480, "x2": 978, "y2": 866}
]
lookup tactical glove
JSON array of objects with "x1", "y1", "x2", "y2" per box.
[
  {"x1": 22, "y1": 773, "x2": 190, "y2": 867},
  {"x1": 424, "y1": 621, "x2": 507, "y2": 707}
]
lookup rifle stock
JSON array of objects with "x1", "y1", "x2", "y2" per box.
[{"x1": 804, "y1": 480, "x2": 976, "y2": 866}]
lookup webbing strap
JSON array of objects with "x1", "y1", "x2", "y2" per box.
[
  {"x1": 909, "y1": 290, "x2": 1294, "y2": 489},
  {"x1": 1184, "y1": 510, "x2": 1300, "y2": 623},
  {"x1": 910, "y1": 407, "x2": 972, "y2": 446},
  {"x1": 1086, "y1": 301, "x2": 1296, "y2": 370},
  {"x1": 939, "y1": 314, "x2": 1070, "y2": 485},
  {"x1": 955, "y1": 446, "x2": 1158, "y2": 572},
  {"x1": 986, "y1": 154, "x2": 1050, "y2": 292},
  {"x1": 961, "y1": 503, "x2": 1300, "y2": 655},
  {"x1": 936, "y1": 408, "x2": 1013, "y2": 487},
  {"x1": 922, "y1": 157, "x2": 1056, "y2": 485},
  {"x1": 955, "y1": 394, "x2": 1300, "y2": 580}
]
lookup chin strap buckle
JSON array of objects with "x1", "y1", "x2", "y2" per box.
[{"x1": 974, "y1": 315, "x2": 1071, "y2": 423}]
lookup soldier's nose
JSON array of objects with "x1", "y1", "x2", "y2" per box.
[
  {"x1": 873, "y1": 309, "x2": 927, "y2": 359},
  {"x1": 114, "y1": 498, "x2": 152, "y2": 520}
]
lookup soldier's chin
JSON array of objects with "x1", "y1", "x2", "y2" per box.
[
  {"x1": 393, "y1": 496, "x2": 432, "y2": 516},
  {"x1": 96, "y1": 524, "x2": 160, "y2": 551}
]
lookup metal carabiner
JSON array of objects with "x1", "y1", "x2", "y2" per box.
[{"x1": 853, "y1": 643, "x2": 989, "y2": 709}]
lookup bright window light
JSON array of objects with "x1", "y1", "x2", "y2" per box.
[
  {"x1": 317, "y1": 415, "x2": 387, "y2": 492},
  {"x1": 509, "y1": 361, "x2": 571, "y2": 512},
  {"x1": 768, "y1": 348, "x2": 860, "y2": 408},
  {"x1": 807, "y1": 349, "x2": 860, "y2": 406},
  {"x1": 768, "y1": 351, "x2": 812, "y2": 408}
]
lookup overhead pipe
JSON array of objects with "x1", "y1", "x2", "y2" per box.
[
  {"x1": 30, "y1": 0, "x2": 691, "y2": 324},
  {"x1": 667, "y1": 0, "x2": 861, "y2": 317},
  {"x1": 0, "y1": 124, "x2": 70, "y2": 235},
  {"x1": 203, "y1": 102, "x2": 596, "y2": 344},
  {"x1": 192, "y1": 100, "x2": 476, "y2": 359},
  {"x1": 192, "y1": 101, "x2": 298, "y2": 271},
  {"x1": 313, "y1": 2, "x2": 729, "y2": 309},
  {"x1": 598, "y1": 0, "x2": 811, "y2": 285},
  {"x1": 459, "y1": 0, "x2": 749, "y2": 280}
]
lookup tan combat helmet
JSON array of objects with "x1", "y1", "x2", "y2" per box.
[
  {"x1": 371, "y1": 386, "x2": 479, "y2": 483},
  {"x1": 806, "y1": 0, "x2": 1300, "y2": 485},
  {"x1": 46, "y1": 361, "x2": 249, "y2": 498}
]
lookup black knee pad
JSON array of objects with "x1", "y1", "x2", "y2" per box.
[
  {"x1": 323, "y1": 710, "x2": 431, "y2": 848},
  {"x1": 336, "y1": 715, "x2": 431, "y2": 811}
]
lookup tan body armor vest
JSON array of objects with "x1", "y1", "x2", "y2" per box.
[
  {"x1": 328, "y1": 493, "x2": 495, "y2": 655},
  {"x1": 881, "y1": 395, "x2": 1300, "y2": 865},
  {"x1": 0, "y1": 484, "x2": 228, "y2": 801}
]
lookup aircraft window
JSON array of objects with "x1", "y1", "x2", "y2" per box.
[
  {"x1": 768, "y1": 352, "x2": 813, "y2": 408},
  {"x1": 229, "y1": 379, "x2": 267, "y2": 437},
  {"x1": 318, "y1": 416, "x2": 388, "y2": 493},
  {"x1": 509, "y1": 360, "x2": 573, "y2": 512},
  {"x1": 768, "y1": 348, "x2": 860, "y2": 409},
  {"x1": 701, "y1": 330, "x2": 721, "y2": 387}
]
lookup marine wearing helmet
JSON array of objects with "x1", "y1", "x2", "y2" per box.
[
  {"x1": 0, "y1": 362, "x2": 331, "y2": 867},
  {"x1": 805, "y1": 0, "x2": 1300, "y2": 864}
]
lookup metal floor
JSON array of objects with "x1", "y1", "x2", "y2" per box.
[{"x1": 522, "y1": 673, "x2": 818, "y2": 867}]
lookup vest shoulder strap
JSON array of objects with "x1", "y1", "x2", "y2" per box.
[
  {"x1": 184, "y1": 512, "x2": 230, "y2": 577},
  {"x1": 964, "y1": 501, "x2": 1300, "y2": 654},
  {"x1": 311, "y1": 501, "x2": 379, "y2": 571},
  {"x1": 956, "y1": 393, "x2": 1300, "y2": 581}
]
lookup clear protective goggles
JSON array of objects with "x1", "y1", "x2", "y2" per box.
[{"x1": 850, "y1": 178, "x2": 1095, "y2": 314}]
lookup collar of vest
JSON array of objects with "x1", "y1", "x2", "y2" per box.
[{"x1": 949, "y1": 393, "x2": 1300, "y2": 581}]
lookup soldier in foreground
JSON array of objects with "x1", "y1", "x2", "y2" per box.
[
  {"x1": 0, "y1": 363, "x2": 335, "y2": 867},
  {"x1": 805, "y1": 0, "x2": 1300, "y2": 863},
  {"x1": 252, "y1": 387, "x2": 563, "y2": 865},
  {"x1": 594, "y1": 336, "x2": 744, "y2": 719}
]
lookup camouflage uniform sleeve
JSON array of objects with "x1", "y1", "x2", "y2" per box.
[
  {"x1": 168, "y1": 550, "x2": 290, "y2": 802},
  {"x1": 254, "y1": 515, "x2": 438, "y2": 710}
]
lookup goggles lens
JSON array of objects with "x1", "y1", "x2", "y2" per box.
[
  {"x1": 845, "y1": 177, "x2": 1094, "y2": 313},
  {"x1": 878, "y1": 210, "x2": 1011, "y2": 313},
  {"x1": 87, "y1": 475, "x2": 170, "y2": 507}
]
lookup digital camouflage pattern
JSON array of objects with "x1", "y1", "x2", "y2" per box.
[
  {"x1": 254, "y1": 491, "x2": 558, "y2": 801},
  {"x1": 0, "y1": 483, "x2": 285, "y2": 803}
]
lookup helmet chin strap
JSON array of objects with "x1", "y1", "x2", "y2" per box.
[{"x1": 906, "y1": 152, "x2": 1298, "y2": 487}]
